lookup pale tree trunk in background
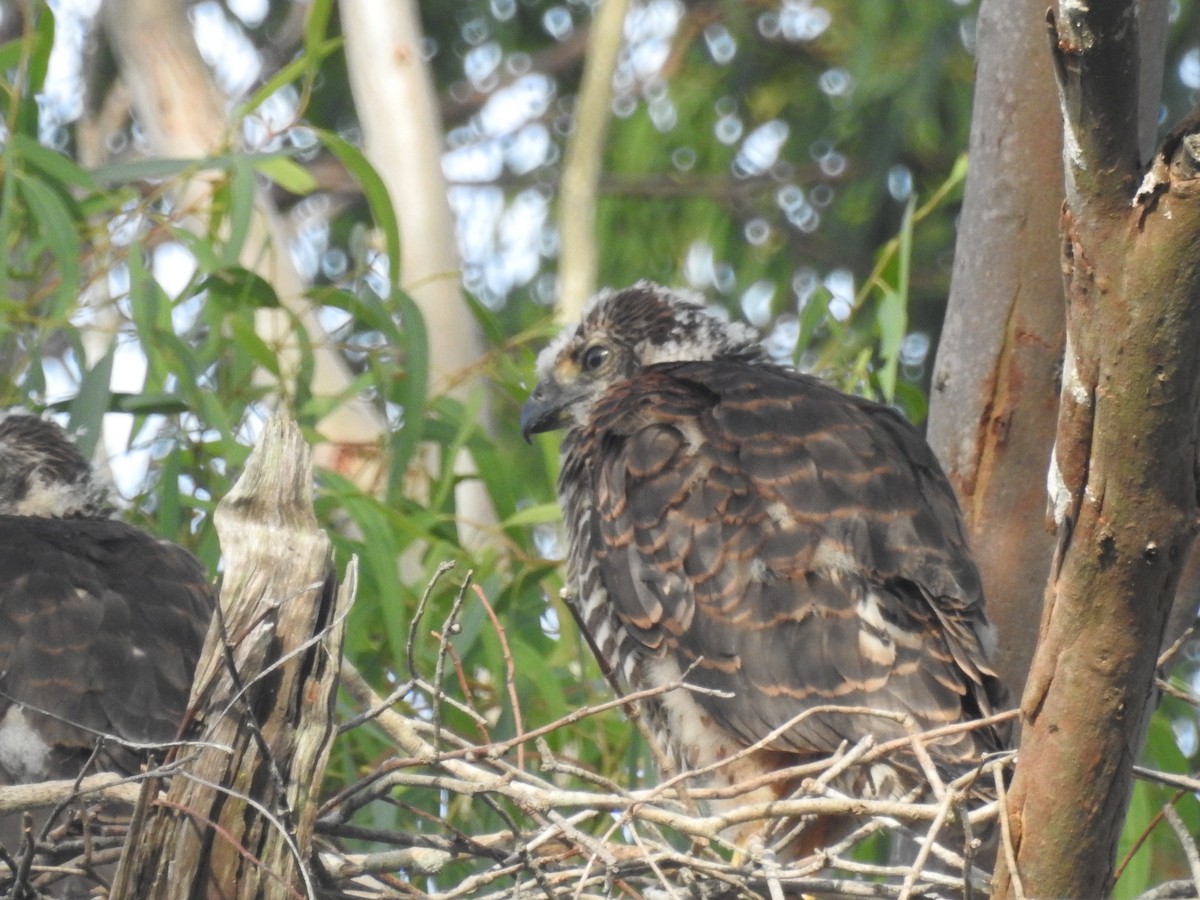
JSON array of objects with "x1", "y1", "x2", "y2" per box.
[
  {"x1": 74, "y1": 78, "x2": 131, "y2": 477},
  {"x1": 99, "y1": 0, "x2": 387, "y2": 485},
  {"x1": 338, "y1": 0, "x2": 478, "y2": 400},
  {"x1": 926, "y1": 0, "x2": 1065, "y2": 701},
  {"x1": 557, "y1": 0, "x2": 630, "y2": 321},
  {"x1": 339, "y1": 0, "x2": 495, "y2": 549}
]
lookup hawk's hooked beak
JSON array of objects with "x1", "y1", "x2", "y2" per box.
[{"x1": 520, "y1": 379, "x2": 571, "y2": 442}]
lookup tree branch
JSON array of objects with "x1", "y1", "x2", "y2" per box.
[
  {"x1": 993, "y1": 2, "x2": 1200, "y2": 895},
  {"x1": 1048, "y1": 0, "x2": 1142, "y2": 208},
  {"x1": 558, "y1": 0, "x2": 630, "y2": 320}
]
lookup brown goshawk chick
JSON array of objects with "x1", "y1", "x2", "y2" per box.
[
  {"x1": 522, "y1": 283, "x2": 1008, "y2": 856},
  {"x1": 0, "y1": 413, "x2": 213, "y2": 787}
]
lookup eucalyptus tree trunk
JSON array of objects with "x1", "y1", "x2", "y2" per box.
[
  {"x1": 339, "y1": 0, "x2": 496, "y2": 549},
  {"x1": 982, "y1": 2, "x2": 1200, "y2": 895},
  {"x1": 927, "y1": 0, "x2": 1066, "y2": 701},
  {"x1": 557, "y1": 0, "x2": 630, "y2": 320}
]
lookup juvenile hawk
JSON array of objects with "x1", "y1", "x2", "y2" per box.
[
  {"x1": 521, "y1": 283, "x2": 1008, "y2": 853},
  {"x1": 0, "y1": 413, "x2": 214, "y2": 788}
]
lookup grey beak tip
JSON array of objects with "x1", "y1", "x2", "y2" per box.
[{"x1": 519, "y1": 400, "x2": 539, "y2": 444}]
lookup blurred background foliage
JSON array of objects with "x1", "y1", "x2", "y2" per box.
[{"x1": 1, "y1": 0, "x2": 1199, "y2": 892}]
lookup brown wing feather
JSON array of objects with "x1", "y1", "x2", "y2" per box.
[
  {"x1": 573, "y1": 361, "x2": 1006, "y2": 769},
  {"x1": 0, "y1": 515, "x2": 213, "y2": 782}
]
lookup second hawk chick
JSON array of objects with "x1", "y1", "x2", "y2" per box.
[
  {"x1": 0, "y1": 413, "x2": 214, "y2": 790},
  {"x1": 522, "y1": 282, "x2": 1008, "y2": 856}
]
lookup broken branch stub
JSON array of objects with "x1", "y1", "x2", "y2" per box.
[{"x1": 111, "y1": 412, "x2": 355, "y2": 900}]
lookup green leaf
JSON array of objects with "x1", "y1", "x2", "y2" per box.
[
  {"x1": 316, "y1": 131, "x2": 401, "y2": 283},
  {"x1": 127, "y1": 235, "x2": 169, "y2": 330},
  {"x1": 1112, "y1": 711, "x2": 1196, "y2": 898},
  {"x1": 12, "y1": 133, "x2": 97, "y2": 190},
  {"x1": 427, "y1": 396, "x2": 481, "y2": 514},
  {"x1": 227, "y1": 312, "x2": 284, "y2": 376},
  {"x1": 113, "y1": 393, "x2": 192, "y2": 416},
  {"x1": 12, "y1": 10, "x2": 55, "y2": 137},
  {"x1": 385, "y1": 302, "x2": 430, "y2": 497},
  {"x1": 90, "y1": 150, "x2": 296, "y2": 187},
  {"x1": 891, "y1": 380, "x2": 928, "y2": 425},
  {"x1": 254, "y1": 154, "x2": 318, "y2": 196},
  {"x1": 67, "y1": 346, "x2": 115, "y2": 458},
  {"x1": 1112, "y1": 779, "x2": 1156, "y2": 899},
  {"x1": 795, "y1": 286, "x2": 832, "y2": 359},
  {"x1": 201, "y1": 267, "x2": 281, "y2": 311},
  {"x1": 222, "y1": 157, "x2": 257, "y2": 265},
  {"x1": 155, "y1": 445, "x2": 184, "y2": 540},
  {"x1": 0, "y1": 35, "x2": 24, "y2": 73},
  {"x1": 14, "y1": 170, "x2": 82, "y2": 316},
  {"x1": 89, "y1": 156, "x2": 214, "y2": 185},
  {"x1": 0, "y1": 153, "x2": 17, "y2": 305},
  {"x1": 499, "y1": 501, "x2": 561, "y2": 529}
]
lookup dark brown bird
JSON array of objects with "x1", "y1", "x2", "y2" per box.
[
  {"x1": 0, "y1": 413, "x2": 214, "y2": 788},
  {"x1": 522, "y1": 283, "x2": 1008, "y2": 855}
]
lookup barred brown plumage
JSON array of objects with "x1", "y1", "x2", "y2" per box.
[
  {"x1": 0, "y1": 413, "x2": 214, "y2": 787},
  {"x1": 522, "y1": 282, "x2": 1009, "y2": 857}
]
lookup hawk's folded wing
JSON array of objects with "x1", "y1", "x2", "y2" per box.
[{"x1": 0, "y1": 515, "x2": 213, "y2": 783}]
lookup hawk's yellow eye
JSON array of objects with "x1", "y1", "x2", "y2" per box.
[
  {"x1": 581, "y1": 344, "x2": 609, "y2": 372},
  {"x1": 531, "y1": 282, "x2": 1010, "y2": 861}
]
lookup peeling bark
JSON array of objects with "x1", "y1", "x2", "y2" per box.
[
  {"x1": 110, "y1": 414, "x2": 354, "y2": 899},
  {"x1": 991, "y1": 2, "x2": 1200, "y2": 896}
]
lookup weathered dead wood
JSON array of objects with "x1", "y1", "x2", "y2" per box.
[{"x1": 110, "y1": 413, "x2": 355, "y2": 899}]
